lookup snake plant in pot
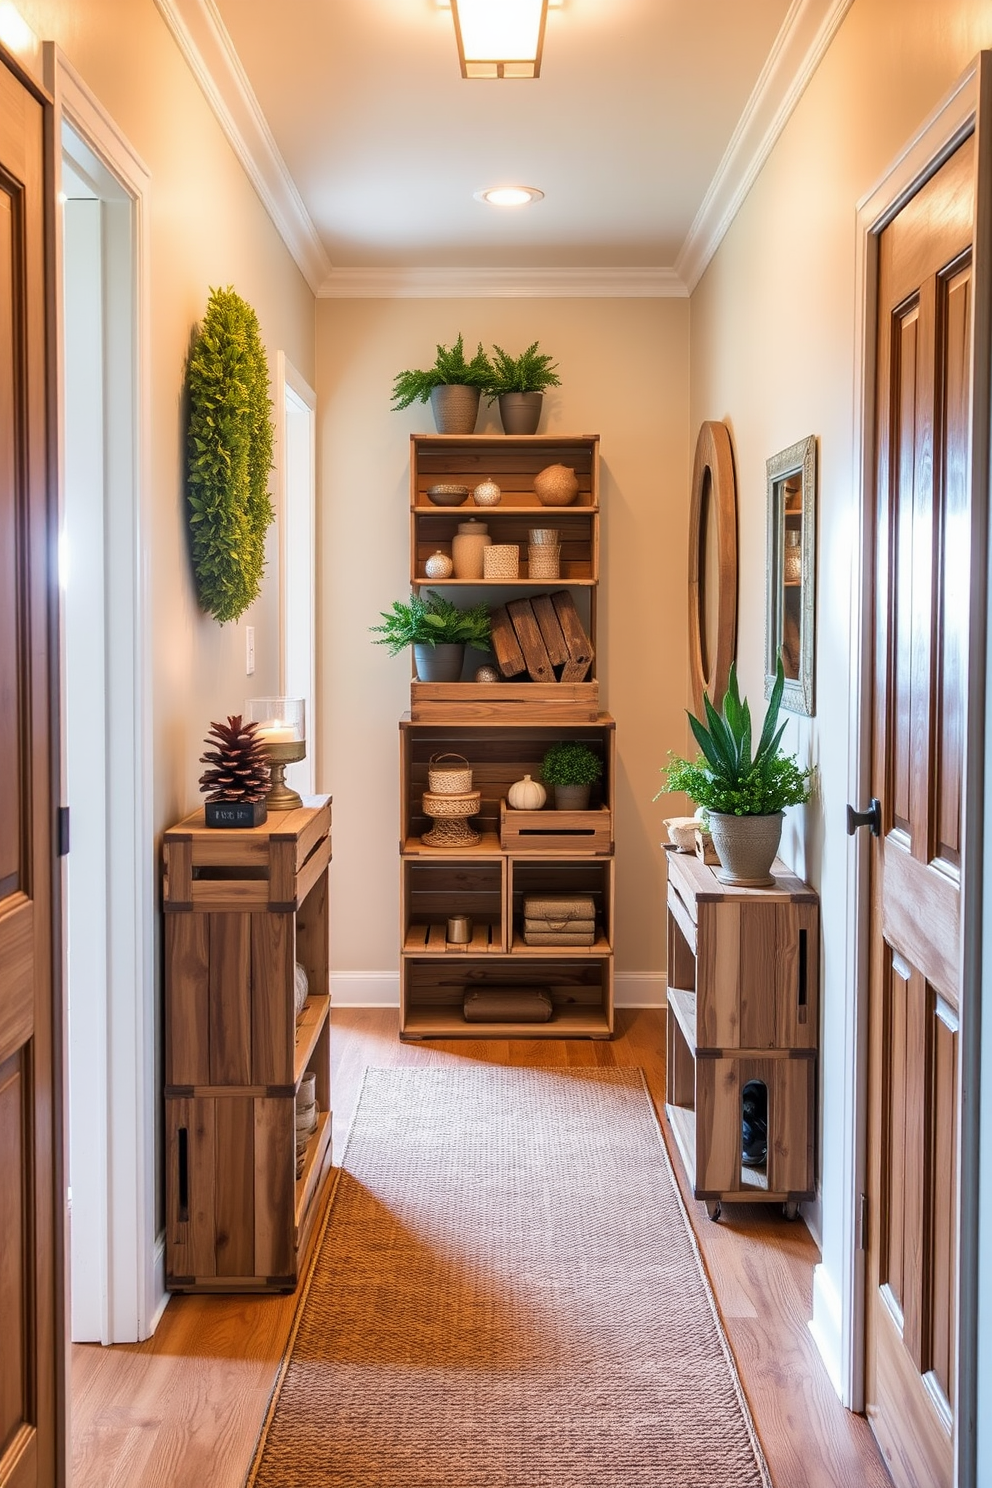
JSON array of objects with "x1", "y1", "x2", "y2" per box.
[{"x1": 661, "y1": 657, "x2": 812, "y2": 887}]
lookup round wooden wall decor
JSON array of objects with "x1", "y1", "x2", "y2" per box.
[{"x1": 687, "y1": 420, "x2": 738, "y2": 717}]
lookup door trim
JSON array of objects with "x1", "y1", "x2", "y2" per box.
[
  {"x1": 46, "y1": 46, "x2": 164, "y2": 1341},
  {"x1": 842, "y1": 53, "x2": 991, "y2": 1483}
]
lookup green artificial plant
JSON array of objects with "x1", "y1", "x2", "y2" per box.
[
  {"x1": 485, "y1": 340, "x2": 561, "y2": 399},
  {"x1": 660, "y1": 657, "x2": 812, "y2": 816},
  {"x1": 370, "y1": 590, "x2": 491, "y2": 653},
  {"x1": 390, "y1": 334, "x2": 493, "y2": 410},
  {"x1": 540, "y1": 740, "x2": 603, "y2": 788},
  {"x1": 186, "y1": 287, "x2": 274, "y2": 623}
]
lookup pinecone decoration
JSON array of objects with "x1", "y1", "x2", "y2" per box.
[{"x1": 199, "y1": 715, "x2": 271, "y2": 803}]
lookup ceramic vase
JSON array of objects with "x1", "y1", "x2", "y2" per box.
[
  {"x1": 451, "y1": 519, "x2": 491, "y2": 579},
  {"x1": 498, "y1": 392, "x2": 543, "y2": 435},
  {"x1": 707, "y1": 810, "x2": 784, "y2": 888}
]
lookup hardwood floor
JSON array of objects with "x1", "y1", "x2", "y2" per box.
[{"x1": 70, "y1": 1008, "x2": 891, "y2": 1488}]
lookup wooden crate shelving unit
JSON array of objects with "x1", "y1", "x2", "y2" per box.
[
  {"x1": 162, "y1": 798, "x2": 333, "y2": 1291},
  {"x1": 399, "y1": 718, "x2": 615, "y2": 1039},
  {"x1": 409, "y1": 433, "x2": 600, "y2": 722},
  {"x1": 664, "y1": 847, "x2": 819, "y2": 1220}
]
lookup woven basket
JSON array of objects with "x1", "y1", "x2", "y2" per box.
[
  {"x1": 422, "y1": 817, "x2": 480, "y2": 847},
  {"x1": 483, "y1": 543, "x2": 520, "y2": 579},
  {"x1": 422, "y1": 789, "x2": 481, "y2": 818},
  {"x1": 528, "y1": 546, "x2": 560, "y2": 579},
  {"x1": 428, "y1": 752, "x2": 472, "y2": 793}
]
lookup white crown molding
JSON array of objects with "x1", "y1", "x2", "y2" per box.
[
  {"x1": 154, "y1": 0, "x2": 331, "y2": 293},
  {"x1": 675, "y1": 0, "x2": 854, "y2": 293},
  {"x1": 318, "y1": 266, "x2": 688, "y2": 299}
]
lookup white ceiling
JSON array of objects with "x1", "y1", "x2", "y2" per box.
[{"x1": 161, "y1": 0, "x2": 849, "y2": 293}]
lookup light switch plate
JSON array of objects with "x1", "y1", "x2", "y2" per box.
[{"x1": 245, "y1": 625, "x2": 255, "y2": 675}]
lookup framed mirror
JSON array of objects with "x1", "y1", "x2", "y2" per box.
[
  {"x1": 688, "y1": 421, "x2": 738, "y2": 717},
  {"x1": 765, "y1": 435, "x2": 816, "y2": 716}
]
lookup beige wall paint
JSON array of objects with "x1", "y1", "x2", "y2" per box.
[
  {"x1": 316, "y1": 297, "x2": 689, "y2": 990},
  {"x1": 689, "y1": 0, "x2": 992, "y2": 1386},
  {"x1": 18, "y1": 0, "x2": 315, "y2": 828}
]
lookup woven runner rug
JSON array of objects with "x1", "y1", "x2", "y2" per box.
[{"x1": 246, "y1": 1066, "x2": 771, "y2": 1488}]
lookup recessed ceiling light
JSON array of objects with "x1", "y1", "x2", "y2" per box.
[{"x1": 474, "y1": 186, "x2": 545, "y2": 207}]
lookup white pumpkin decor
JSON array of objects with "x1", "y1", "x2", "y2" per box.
[{"x1": 507, "y1": 774, "x2": 547, "y2": 810}]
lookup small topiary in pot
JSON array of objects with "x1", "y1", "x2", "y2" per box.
[{"x1": 541, "y1": 740, "x2": 603, "y2": 811}]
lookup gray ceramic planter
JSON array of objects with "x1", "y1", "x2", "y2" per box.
[
  {"x1": 498, "y1": 391, "x2": 543, "y2": 435},
  {"x1": 430, "y1": 385, "x2": 480, "y2": 434},
  {"x1": 707, "y1": 810, "x2": 784, "y2": 888},
  {"x1": 413, "y1": 642, "x2": 465, "y2": 682}
]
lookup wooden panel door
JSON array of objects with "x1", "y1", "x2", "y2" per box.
[
  {"x1": 866, "y1": 135, "x2": 973, "y2": 1488},
  {"x1": 0, "y1": 48, "x2": 61, "y2": 1488}
]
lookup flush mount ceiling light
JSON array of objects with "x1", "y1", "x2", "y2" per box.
[
  {"x1": 450, "y1": 0, "x2": 548, "y2": 79},
  {"x1": 474, "y1": 186, "x2": 545, "y2": 207}
]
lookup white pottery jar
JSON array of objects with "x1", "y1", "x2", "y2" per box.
[
  {"x1": 507, "y1": 774, "x2": 547, "y2": 810},
  {"x1": 451, "y1": 519, "x2": 491, "y2": 579}
]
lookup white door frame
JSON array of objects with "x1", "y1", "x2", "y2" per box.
[
  {"x1": 275, "y1": 353, "x2": 317, "y2": 795},
  {"x1": 842, "y1": 55, "x2": 991, "y2": 1485},
  {"x1": 46, "y1": 46, "x2": 162, "y2": 1341}
]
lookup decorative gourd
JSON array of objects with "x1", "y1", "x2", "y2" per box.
[
  {"x1": 533, "y1": 463, "x2": 579, "y2": 507},
  {"x1": 507, "y1": 774, "x2": 547, "y2": 810}
]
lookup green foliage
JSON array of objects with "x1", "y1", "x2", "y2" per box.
[
  {"x1": 186, "y1": 287, "x2": 274, "y2": 624},
  {"x1": 485, "y1": 340, "x2": 561, "y2": 399},
  {"x1": 390, "y1": 334, "x2": 493, "y2": 409},
  {"x1": 541, "y1": 741, "x2": 603, "y2": 787},
  {"x1": 658, "y1": 658, "x2": 813, "y2": 816},
  {"x1": 370, "y1": 590, "x2": 491, "y2": 654}
]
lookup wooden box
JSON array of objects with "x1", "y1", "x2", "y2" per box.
[
  {"x1": 162, "y1": 799, "x2": 334, "y2": 1291},
  {"x1": 500, "y1": 799, "x2": 613, "y2": 855},
  {"x1": 401, "y1": 955, "x2": 613, "y2": 1040}
]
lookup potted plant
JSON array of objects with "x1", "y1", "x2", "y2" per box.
[
  {"x1": 541, "y1": 740, "x2": 602, "y2": 810},
  {"x1": 660, "y1": 657, "x2": 812, "y2": 887},
  {"x1": 390, "y1": 334, "x2": 493, "y2": 434},
  {"x1": 370, "y1": 590, "x2": 491, "y2": 682},
  {"x1": 485, "y1": 340, "x2": 561, "y2": 435}
]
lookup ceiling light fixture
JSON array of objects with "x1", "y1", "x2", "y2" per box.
[
  {"x1": 474, "y1": 186, "x2": 545, "y2": 207},
  {"x1": 450, "y1": 0, "x2": 548, "y2": 79}
]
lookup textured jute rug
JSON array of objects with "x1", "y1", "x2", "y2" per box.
[{"x1": 246, "y1": 1066, "x2": 771, "y2": 1488}]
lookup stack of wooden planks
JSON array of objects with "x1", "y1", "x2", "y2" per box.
[{"x1": 489, "y1": 590, "x2": 593, "y2": 683}]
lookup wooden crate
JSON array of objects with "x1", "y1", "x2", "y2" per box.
[
  {"x1": 499, "y1": 799, "x2": 612, "y2": 855},
  {"x1": 410, "y1": 680, "x2": 599, "y2": 722},
  {"x1": 163, "y1": 800, "x2": 334, "y2": 1291},
  {"x1": 663, "y1": 846, "x2": 819, "y2": 1218},
  {"x1": 509, "y1": 857, "x2": 614, "y2": 952},
  {"x1": 401, "y1": 955, "x2": 613, "y2": 1040},
  {"x1": 402, "y1": 857, "x2": 506, "y2": 953},
  {"x1": 410, "y1": 434, "x2": 599, "y2": 509}
]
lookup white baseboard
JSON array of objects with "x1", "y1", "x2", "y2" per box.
[
  {"x1": 809, "y1": 1262, "x2": 845, "y2": 1399},
  {"x1": 145, "y1": 1229, "x2": 170, "y2": 1338},
  {"x1": 331, "y1": 971, "x2": 666, "y2": 1008}
]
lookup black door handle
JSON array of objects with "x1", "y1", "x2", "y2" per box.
[{"x1": 846, "y1": 797, "x2": 881, "y2": 837}]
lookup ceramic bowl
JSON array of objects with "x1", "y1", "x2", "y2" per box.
[{"x1": 427, "y1": 483, "x2": 470, "y2": 506}]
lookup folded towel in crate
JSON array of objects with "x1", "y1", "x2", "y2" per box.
[
  {"x1": 523, "y1": 895, "x2": 596, "y2": 924},
  {"x1": 463, "y1": 988, "x2": 554, "y2": 1022},
  {"x1": 523, "y1": 929, "x2": 597, "y2": 946}
]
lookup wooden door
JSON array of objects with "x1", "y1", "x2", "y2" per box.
[
  {"x1": 866, "y1": 136, "x2": 974, "y2": 1487},
  {"x1": 0, "y1": 48, "x2": 62, "y2": 1488}
]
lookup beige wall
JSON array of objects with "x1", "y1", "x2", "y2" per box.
[
  {"x1": 316, "y1": 296, "x2": 689, "y2": 993},
  {"x1": 18, "y1": 0, "x2": 315, "y2": 829},
  {"x1": 689, "y1": 0, "x2": 992, "y2": 1383}
]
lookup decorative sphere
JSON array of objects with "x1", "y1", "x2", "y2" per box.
[
  {"x1": 424, "y1": 550, "x2": 454, "y2": 579},
  {"x1": 475, "y1": 664, "x2": 500, "y2": 683},
  {"x1": 473, "y1": 478, "x2": 502, "y2": 507}
]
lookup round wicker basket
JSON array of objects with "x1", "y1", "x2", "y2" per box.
[
  {"x1": 428, "y1": 753, "x2": 473, "y2": 793},
  {"x1": 422, "y1": 818, "x2": 481, "y2": 847},
  {"x1": 421, "y1": 789, "x2": 481, "y2": 818}
]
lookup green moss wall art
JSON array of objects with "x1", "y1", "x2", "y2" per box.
[{"x1": 186, "y1": 286, "x2": 275, "y2": 623}]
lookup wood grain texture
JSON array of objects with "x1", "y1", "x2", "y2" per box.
[
  {"x1": 72, "y1": 1010, "x2": 888, "y2": 1488},
  {"x1": 506, "y1": 598, "x2": 555, "y2": 682}
]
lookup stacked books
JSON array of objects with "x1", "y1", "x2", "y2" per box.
[{"x1": 523, "y1": 894, "x2": 597, "y2": 946}]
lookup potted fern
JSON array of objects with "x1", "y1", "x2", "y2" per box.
[
  {"x1": 370, "y1": 590, "x2": 491, "y2": 681},
  {"x1": 485, "y1": 341, "x2": 561, "y2": 434},
  {"x1": 661, "y1": 658, "x2": 812, "y2": 887},
  {"x1": 390, "y1": 334, "x2": 493, "y2": 434}
]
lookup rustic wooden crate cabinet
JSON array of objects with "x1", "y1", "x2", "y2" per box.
[
  {"x1": 409, "y1": 433, "x2": 600, "y2": 722},
  {"x1": 162, "y1": 798, "x2": 333, "y2": 1291},
  {"x1": 664, "y1": 847, "x2": 819, "y2": 1220}
]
